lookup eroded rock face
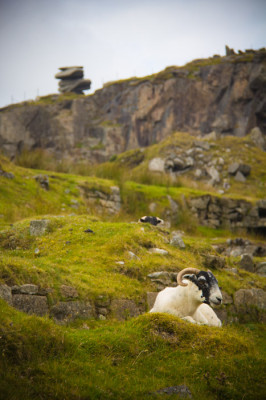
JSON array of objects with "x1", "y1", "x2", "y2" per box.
[{"x1": 0, "y1": 50, "x2": 265, "y2": 163}]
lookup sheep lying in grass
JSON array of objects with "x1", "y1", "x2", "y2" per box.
[{"x1": 150, "y1": 267, "x2": 222, "y2": 327}]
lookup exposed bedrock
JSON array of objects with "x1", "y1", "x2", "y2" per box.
[{"x1": 0, "y1": 49, "x2": 265, "y2": 162}]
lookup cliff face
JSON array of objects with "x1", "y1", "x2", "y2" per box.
[{"x1": 0, "y1": 50, "x2": 265, "y2": 162}]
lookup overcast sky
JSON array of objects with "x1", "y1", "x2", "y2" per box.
[{"x1": 0, "y1": 0, "x2": 265, "y2": 108}]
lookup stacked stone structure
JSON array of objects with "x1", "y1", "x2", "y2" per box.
[{"x1": 55, "y1": 66, "x2": 91, "y2": 94}]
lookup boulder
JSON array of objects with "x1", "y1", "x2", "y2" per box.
[
  {"x1": 239, "y1": 254, "x2": 254, "y2": 272},
  {"x1": 0, "y1": 284, "x2": 12, "y2": 305},
  {"x1": 206, "y1": 166, "x2": 220, "y2": 185},
  {"x1": 55, "y1": 66, "x2": 84, "y2": 80},
  {"x1": 148, "y1": 157, "x2": 165, "y2": 172},
  {"x1": 203, "y1": 255, "x2": 225, "y2": 269},
  {"x1": 234, "y1": 171, "x2": 246, "y2": 182},
  {"x1": 50, "y1": 301, "x2": 95, "y2": 321},
  {"x1": 170, "y1": 233, "x2": 185, "y2": 249},
  {"x1": 147, "y1": 271, "x2": 177, "y2": 290},
  {"x1": 194, "y1": 140, "x2": 210, "y2": 150},
  {"x1": 12, "y1": 284, "x2": 39, "y2": 295},
  {"x1": 12, "y1": 294, "x2": 48, "y2": 316},
  {"x1": 234, "y1": 288, "x2": 266, "y2": 322},
  {"x1": 250, "y1": 126, "x2": 265, "y2": 150},
  {"x1": 228, "y1": 162, "x2": 240, "y2": 175},
  {"x1": 255, "y1": 262, "x2": 266, "y2": 277}
]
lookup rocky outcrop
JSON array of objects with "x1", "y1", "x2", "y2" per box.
[
  {"x1": 55, "y1": 66, "x2": 91, "y2": 94},
  {"x1": 0, "y1": 49, "x2": 265, "y2": 163},
  {"x1": 81, "y1": 184, "x2": 121, "y2": 215}
]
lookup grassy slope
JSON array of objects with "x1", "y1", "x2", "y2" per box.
[
  {"x1": 1, "y1": 301, "x2": 265, "y2": 400},
  {"x1": 1, "y1": 130, "x2": 266, "y2": 399},
  {"x1": 1, "y1": 215, "x2": 265, "y2": 302}
]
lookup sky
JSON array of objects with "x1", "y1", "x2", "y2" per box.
[{"x1": 0, "y1": 0, "x2": 266, "y2": 108}]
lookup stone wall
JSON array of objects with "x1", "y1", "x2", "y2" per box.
[{"x1": 188, "y1": 195, "x2": 266, "y2": 232}]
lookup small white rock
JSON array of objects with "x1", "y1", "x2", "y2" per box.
[{"x1": 149, "y1": 248, "x2": 169, "y2": 255}]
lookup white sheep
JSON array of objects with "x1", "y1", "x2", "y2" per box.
[{"x1": 150, "y1": 267, "x2": 222, "y2": 327}]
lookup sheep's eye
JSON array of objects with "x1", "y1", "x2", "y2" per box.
[{"x1": 219, "y1": 286, "x2": 223, "y2": 290}]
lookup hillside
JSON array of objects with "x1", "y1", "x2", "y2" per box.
[
  {"x1": 0, "y1": 48, "x2": 265, "y2": 163},
  {"x1": 0, "y1": 126, "x2": 266, "y2": 398}
]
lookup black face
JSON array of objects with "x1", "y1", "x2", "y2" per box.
[
  {"x1": 188, "y1": 271, "x2": 219, "y2": 305},
  {"x1": 140, "y1": 216, "x2": 162, "y2": 226}
]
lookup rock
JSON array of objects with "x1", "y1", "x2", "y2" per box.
[
  {"x1": 203, "y1": 131, "x2": 219, "y2": 140},
  {"x1": 239, "y1": 254, "x2": 254, "y2": 272},
  {"x1": 60, "y1": 285, "x2": 78, "y2": 298},
  {"x1": 0, "y1": 284, "x2": 12, "y2": 305},
  {"x1": 148, "y1": 157, "x2": 165, "y2": 172},
  {"x1": 228, "y1": 163, "x2": 251, "y2": 179},
  {"x1": 228, "y1": 162, "x2": 240, "y2": 175},
  {"x1": 234, "y1": 171, "x2": 246, "y2": 182},
  {"x1": 206, "y1": 166, "x2": 220, "y2": 185},
  {"x1": 154, "y1": 385, "x2": 192, "y2": 398},
  {"x1": 55, "y1": 66, "x2": 91, "y2": 94},
  {"x1": 110, "y1": 299, "x2": 142, "y2": 320},
  {"x1": 238, "y1": 164, "x2": 251, "y2": 177},
  {"x1": 30, "y1": 219, "x2": 50, "y2": 236},
  {"x1": 203, "y1": 255, "x2": 225, "y2": 269},
  {"x1": 50, "y1": 301, "x2": 95, "y2": 321},
  {"x1": 35, "y1": 174, "x2": 49, "y2": 190},
  {"x1": 55, "y1": 66, "x2": 84, "y2": 80},
  {"x1": 250, "y1": 126, "x2": 265, "y2": 150},
  {"x1": 128, "y1": 251, "x2": 139, "y2": 260},
  {"x1": 194, "y1": 169, "x2": 202, "y2": 178},
  {"x1": 170, "y1": 233, "x2": 185, "y2": 249},
  {"x1": 234, "y1": 288, "x2": 266, "y2": 322},
  {"x1": 255, "y1": 262, "x2": 266, "y2": 277},
  {"x1": 221, "y1": 290, "x2": 233, "y2": 305},
  {"x1": 12, "y1": 294, "x2": 48, "y2": 316},
  {"x1": 147, "y1": 292, "x2": 158, "y2": 309},
  {"x1": 194, "y1": 140, "x2": 210, "y2": 151},
  {"x1": 1, "y1": 50, "x2": 266, "y2": 164},
  {"x1": 147, "y1": 271, "x2": 177, "y2": 290},
  {"x1": 149, "y1": 248, "x2": 169, "y2": 255},
  {"x1": 0, "y1": 169, "x2": 15, "y2": 179},
  {"x1": 11, "y1": 284, "x2": 39, "y2": 295}
]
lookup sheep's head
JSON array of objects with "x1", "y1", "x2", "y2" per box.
[{"x1": 177, "y1": 268, "x2": 222, "y2": 307}]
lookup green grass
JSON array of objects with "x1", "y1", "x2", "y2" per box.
[
  {"x1": 1, "y1": 215, "x2": 265, "y2": 302},
  {"x1": 0, "y1": 301, "x2": 265, "y2": 400}
]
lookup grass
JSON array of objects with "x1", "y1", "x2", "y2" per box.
[
  {"x1": 0, "y1": 301, "x2": 265, "y2": 400},
  {"x1": 0, "y1": 138, "x2": 266, "y2": 399},
  {"x1": 1, "y1": 215, "x2": 265, "y2": 302}
]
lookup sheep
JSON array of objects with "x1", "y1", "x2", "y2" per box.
[
  {"x1": 150, "y1": 267, "x2": 222, "y2": 327},
  {"x1": 139, "y1": 216, "x2": 164, "y2": 226}
]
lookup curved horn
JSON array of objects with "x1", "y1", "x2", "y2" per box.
[{"x1": 177, "y1": 268, "x2": 200, "y2": 286}]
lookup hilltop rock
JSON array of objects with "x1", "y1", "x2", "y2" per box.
[{"x1": 55, "y1": 66, "x2": 91, "y2": 94}]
